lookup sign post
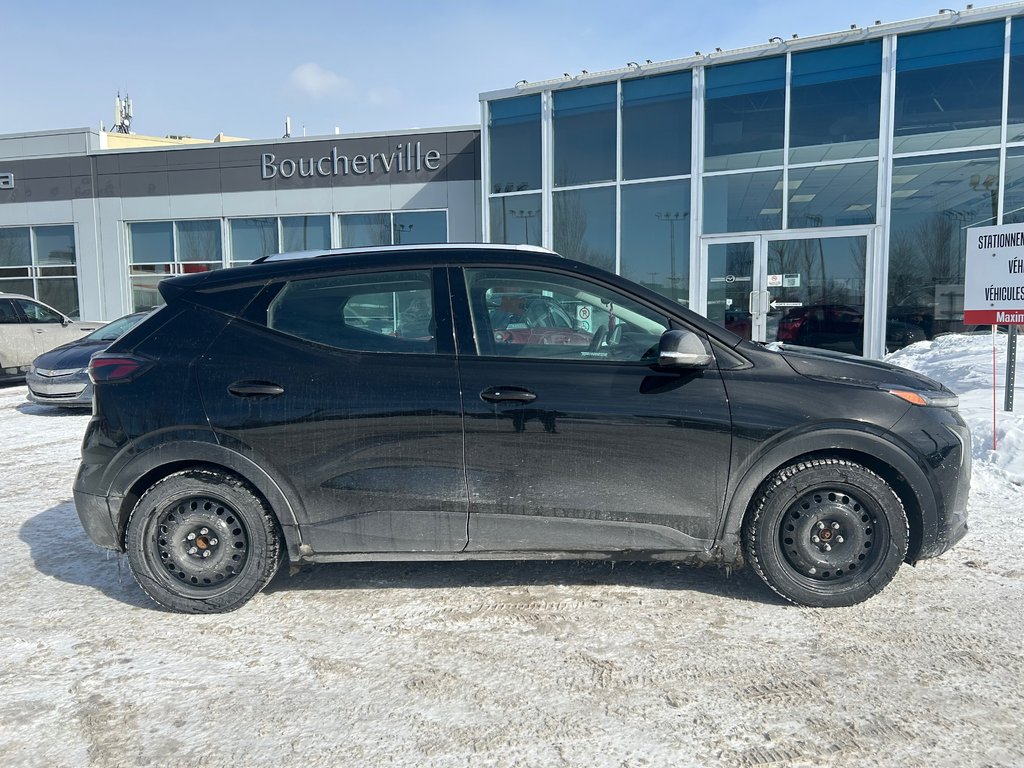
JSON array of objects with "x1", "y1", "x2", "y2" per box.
[{"x1": 965, "y1": 224, "x2": 1024, "y2": 445}]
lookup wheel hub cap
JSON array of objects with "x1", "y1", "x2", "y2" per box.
[
  {"x1": 780, "y1": 490, "x2": 878, "y2": 582},
  {"x1": 152, "y1": 498, "x2": 249, "y2": 590}
]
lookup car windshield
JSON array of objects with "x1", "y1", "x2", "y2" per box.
[{"x1": 84, "y1": 313, "x2": 148, "y2": 342}]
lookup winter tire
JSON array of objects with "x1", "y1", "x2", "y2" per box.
[
  {"x1": 744, "y1": 458, "x2": 909, "y2": 607},
  {"x1": 125, "y1": 469, "x2": 281, "y2": 613}
]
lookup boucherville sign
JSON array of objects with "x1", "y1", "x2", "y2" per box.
[
  {"x1": 261, "y1": 141, "x2": 441, "y2": 180},
  {"x1": 965, "y1": 223, "x2": 1024, "y2": 324}
]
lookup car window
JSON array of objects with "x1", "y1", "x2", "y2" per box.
[
  {"x1": 15, "y1": 298, "x2": 63, "y2": 323},
  {"x1": 83, "y1": 312, "x2": 149, "y2": 342},
  {"x1": 0, "y1": 299, "x2": 18, "y2": 324},
  {"x1": 267, "y1": 269, "x2": 437, "y2": 354},
  {"x1": 465, "y1": 268, "x2": 670, "y2": 362}
]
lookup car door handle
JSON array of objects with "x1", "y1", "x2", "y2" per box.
[
  {"x1": 228, "y1": 381, "x2": 285, "y2": 397},
  {"x1": 479, "y1": 386, "x2": 537, "y2": 404}
]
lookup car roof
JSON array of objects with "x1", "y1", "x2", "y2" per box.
[{"x1": 0, "y1": 292, "x2": 35, "y2": 300}]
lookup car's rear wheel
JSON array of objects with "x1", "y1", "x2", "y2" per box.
[
  {"x1": 744, "y1": 458, "x2": 908, "y2": 607},
  {"x1": 125, "y1": 469, "x2": 281, "y2": 613}
]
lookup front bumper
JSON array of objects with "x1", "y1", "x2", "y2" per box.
[
  {"x1": 909, "y1": 415, "x2": 972, "y2": 561},
  {"x1": 920, "y1": 421, "x2": 971, "y2": 559},
  {"x1": 26, "y1": 368, "x2": 92, "y2": 407}
]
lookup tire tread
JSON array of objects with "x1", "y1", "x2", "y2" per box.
[
  {"x1": 743, "y1": 458, "x2": 909, "y2": 607},
  {"x1": 126, "y1": 468, "x2": 281, "y2": 614}
]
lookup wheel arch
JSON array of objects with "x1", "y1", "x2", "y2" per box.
[
  {"x1": 109, "y1": 441, "x2": 304, "y2": 557},
  {"x1": 720, "y1": 428, "x2": 935, "y2": 563}
]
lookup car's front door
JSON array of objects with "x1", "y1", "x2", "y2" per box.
[
  {"x1": 450, "y1": 266, "x2": 733, "y2": 553},
  {"x1": 197, "y1": 267, "x2": 468, "y2": 554},
  {"x1": 14, "y1": 298, "x2": 72, "y2": 359}
]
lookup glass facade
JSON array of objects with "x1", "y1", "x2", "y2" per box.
[
  {"x1": 483, "y1": 11, "x2": 1024, "y2": 356},
  {"x1": 488, "y1": 95, "x2": 542, "y2": 193},
  {"x1": 894, "y1": 22, "x2": 1005, "y2": 154},
  {"x1": 489, "y1": 194, "x2": 542, "y2": 246},
  {"x1": 623, "y1": 73, "x2": 692, "y2": 180},
  {"x1": 128, "y1": 219, "x2": 224, "y2": 310},
  {"x1": 339, "y1": 211, "x2": 448, "y2": 247},
  {"x1": 281, "y1": 215, "x2": 330, "y2": 253},
  {"x1": 127, "y1": 212, "x2": 447, "y2": 310},
  {"x1": 393, "y1": 211, "x2": 448, "y2": 245},
  {"x1": 230, "y1": 217, "x2": 279, "y2": 265},
  {"x1": 620, "y1": 180, "x2": 691, "y2": 304},
  {"x1": 553, "y1": 84, "x2": 616, "y2": 186},
  {"x1": 789, "y1": 42, "x2": 882, "y2": 164},
  {"x1": 705, "y1": 57, "x2": 786, "y2": 171},
  {"x1": 787, "y1": 162, "x2": 878, "y2": 228},
  {"x1": 888, "y1": 151, "x2": 1000, "y2": 338},
  {"x1": 704, "y1": 170, "x2": 783, "y2": 233},
  {"x1": 0, "y1": 225, "x2": 78, "y2": 316},
  {"x1": 553, "y1": 187, "x2": 615, "y2": 272}
]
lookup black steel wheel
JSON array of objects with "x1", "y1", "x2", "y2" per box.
[
  {"x1": 744, "y1": 458, "x2": 909, "y2": 607},
  {"x1": 125, "y1": 469, "x2": 281, "y2": 613}
]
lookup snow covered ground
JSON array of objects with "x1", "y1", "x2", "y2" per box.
[{"x1": 1, "y1": 334, "x2": 1022, "y2": 768}]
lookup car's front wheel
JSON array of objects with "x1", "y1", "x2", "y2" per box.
[
  {"x1": 744, "y1": 458, "x2": 909, "y2": 607},
  {"x1": 125, "y1": 469, "x2": 281, "y2": 613}
]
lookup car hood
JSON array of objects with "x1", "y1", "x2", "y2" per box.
[
  {"x1": 768, "y1": 342, "x2": 952, "y2": 394},
  {"x1": 33, "y1": 339, "x2": 109, "y2": 371}
]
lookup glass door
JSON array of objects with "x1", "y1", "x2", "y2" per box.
[
  {"x1": 704, "y1": 238, "x2": 757, "y2": 341},
  {"x1": 766, "y1": 235, "x2": 869, "y2": 354},
  {"x1": 702, "y1": 231, "x2": 872, "y2": 352}
]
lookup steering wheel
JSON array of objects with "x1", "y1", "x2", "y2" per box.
[{"x1": 588, "y1": 325, "x2": 607, "y2": 352}]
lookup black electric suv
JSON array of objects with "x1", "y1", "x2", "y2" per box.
[{"x1": 73, "y1": 244, "x2": 970, "y2": 613}]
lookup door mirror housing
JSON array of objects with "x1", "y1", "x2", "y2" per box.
[{"x1": 657, "y1": 329, "x2": 713, "y2": 369}]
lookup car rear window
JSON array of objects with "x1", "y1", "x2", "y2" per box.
[{"x1": 266, "y1": 270, "x2": 437, "y2": 354}]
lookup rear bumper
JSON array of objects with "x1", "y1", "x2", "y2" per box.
[{"x1": 72, "y1": 486, "x2": 122, "y2": 551}]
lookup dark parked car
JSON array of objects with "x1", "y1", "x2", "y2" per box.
[
  {"x1": 775, "y1": 304, "x2": 928, "y2": 354},
  {"x1": 73, "y1": 245, "x2": 970, "y2": 613},
  {"x1": 0, "y1": 292, "x2": 103, "y2": 381},
  {"x1": 27, "y1": 312, "x2": 149, "y2": 407},
  {"x1": 487, "y1": 292, "x2": 593, "y2": 346}
]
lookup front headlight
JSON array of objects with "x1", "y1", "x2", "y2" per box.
[{"x1": 883, "y1": 387, "x2": 959, "y2": 408}]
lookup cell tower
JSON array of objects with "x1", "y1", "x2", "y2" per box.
[{"x1": 113, "y1": 93, "x2": 133, "y2": 134}]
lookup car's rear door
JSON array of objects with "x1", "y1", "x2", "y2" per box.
[
  {"x1": 450, "y1": 265, "x2": 733, "y2": 553},
  {"x1": 197, "y1": 266, "x2": 468, "y2": 554}
]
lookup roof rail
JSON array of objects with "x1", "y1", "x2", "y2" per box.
[{"x1": 252, "y1": 242, "x2": 560, "y2": 264}]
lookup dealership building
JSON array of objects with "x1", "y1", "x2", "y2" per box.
[
  {"x1": 4, "y1": 3, "x2": 1024, "y2": 356},
  {"x1": 0, "y1": 127, "x2": 481, "y2": 321}
]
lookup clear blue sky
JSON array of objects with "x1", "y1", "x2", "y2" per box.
[{"x1": 0, "y1": 0, "x2": 979, "y2": 140}]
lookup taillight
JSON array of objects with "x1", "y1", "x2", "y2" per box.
[{"x1": 88, "y1": 354, "x2": 150, "y2": 384}]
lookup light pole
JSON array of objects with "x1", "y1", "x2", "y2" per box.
[
  {"x1": 655, "y1": 211, "x2": 687, "y2": 300},
  {"x1": 509, "y1": 209, "x2": 538, "y2": 244}
]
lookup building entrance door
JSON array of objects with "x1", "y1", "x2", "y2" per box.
[{"x1": 701, "y1": 231, "x2": 873, "y2": 354}]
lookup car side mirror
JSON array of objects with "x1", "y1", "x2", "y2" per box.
[{"x1": 657, "y1": 329, "x2": 713, "y2": 369}]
